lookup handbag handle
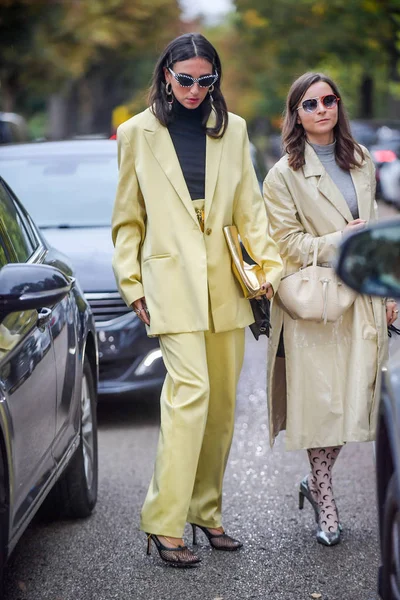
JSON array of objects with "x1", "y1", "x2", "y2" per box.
[{"x1": 301, "y1": 238, "x2": 319, "y2": 269}]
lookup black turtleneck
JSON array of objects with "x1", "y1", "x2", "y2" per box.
[{"x1": 167, "y1": 100, "x2": 206, "y2": 200}]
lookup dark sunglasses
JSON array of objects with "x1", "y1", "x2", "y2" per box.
[
  {"x1": 168, "y1": 67, "x2": 218, "y2": 88},
  {"x1": 297, "y1": 94, "x2": 340, "y2": 114}
]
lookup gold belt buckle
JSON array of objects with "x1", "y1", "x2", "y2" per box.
[{"x1": 195, "y1": 208, "x2": 205, "y2": 232}]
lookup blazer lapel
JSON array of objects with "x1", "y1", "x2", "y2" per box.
[
  {"x1": 204, "y1": 110, "x2": 224, "y2": 220},
  {"x1": 304, "y1": 143, "x2": 353, "y2": 222},
  {"x1": 143, "y1": 116, "x2": 198, "y2": 225}
]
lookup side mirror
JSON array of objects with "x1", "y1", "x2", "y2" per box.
[
  {"x1": 0, "y1": 263, "x2": 73, "y2": 318},
  {"x1": 336, "y1": 219, "x2": 400, "y2": 298}
]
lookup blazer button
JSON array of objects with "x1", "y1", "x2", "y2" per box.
[{"x1": 205, "y1": 228, "x2": 212, "y2": 235}]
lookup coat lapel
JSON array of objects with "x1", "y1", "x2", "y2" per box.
[
  {"x1": 303, "y1": 143, "x2": 354, "y2": 223},
  {"x1": 204, "y1": 110, "x2": 224, "y2": 220},
  {"x1": 143, "y1": 114, "x2": 198, "y2": 225},
  {"x1": 350, "y1": 159, "x2": 371, "y2": 221}
]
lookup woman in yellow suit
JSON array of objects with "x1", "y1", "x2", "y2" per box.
[{"x1": 112, "y1": 33, "x2": 282, "y2": 567}]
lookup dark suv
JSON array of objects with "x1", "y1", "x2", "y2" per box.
[
  {"x1": 337, "y1": 219, "x2": 400, "y2": 600},
  {"x1": 0, "y1": 175, "x2": 98, "y2": 584}
]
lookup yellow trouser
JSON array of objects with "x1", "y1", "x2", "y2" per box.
[{"x1": 140, "y1": 326, "x2": 245, "y2": 537}]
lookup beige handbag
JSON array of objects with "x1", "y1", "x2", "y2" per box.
[
  {"x1": 276, "y1": 239, "x2": 357, "y2": 324},
  {"x1": 223, "y1": 225, "x2": 265, "y2": 299}
]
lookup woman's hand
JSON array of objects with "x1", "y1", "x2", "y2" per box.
[
  {"x1": 261, "y1": 282, "x2": 274, "y2": 300},
  {"x1": 386, "y1": 299, "x2": 399, "y2": 326},
  {"x1": 343, "y1": 219, "x2": 367, "y2": 234},
  {"x1": 131, "y1": 297, "x2": 150, "y2": 326}
]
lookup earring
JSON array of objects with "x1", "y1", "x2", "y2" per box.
[
  {"x1": 165, "y1": 81, "x2": 173, "y2": 110},
  {"x1": 208, "y1": 84, "x2": 214, "y2": 103}
]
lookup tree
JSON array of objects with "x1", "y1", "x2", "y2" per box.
[
  {"x1": 221, "y1": 0, "x2": 400, "y2": 122},
  {"x1": 0, "y1": 0, "x2": 181, "y2": 137}
]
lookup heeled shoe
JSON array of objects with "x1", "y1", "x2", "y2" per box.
[
  {"x1": 316, "y1": 525, "x2": 341, "y2": 547},
  {"x1": 146, "y1": 533, "x2": 201, "y2": 567},
  {"x1": 299, "y1": 475, "x2": 343, "y2": 532},
  {"x1": 190, "y1": 523, "x2": 243, "y2": 551},
  {"x1": 298, "y1": 475, "x2": 319, "y2": 523}
]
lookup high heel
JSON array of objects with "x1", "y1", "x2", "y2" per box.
[
  {"x1": 146, "y1": 533, "x2": 201, "y2": 567},
  {"x1": 190, "y1": 523, "x2": 243, "y2": 551},
  {"x1": 299, "y1": 475, "x2": 343, "y2": 532},
  {"x1": 316, "y1": 523, "x2": 341, "y2": 547},
  {"x1": 315, "y1": 497, "x2": 341, "y2": 546},
  {"x1": 298, "y1": 475, "x2": 319, "y2": 522}
]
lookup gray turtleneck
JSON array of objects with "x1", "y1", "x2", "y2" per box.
[{"x1": 310, "y1": 141, "x2": 359, "y2": 219}]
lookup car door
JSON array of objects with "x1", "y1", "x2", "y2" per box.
[
  {"x1": 0, "y1": 180, "x2": 57, "y2": 535},
  {"x1": 48, "y1": 290, "x2": 80, "y2": 463}
]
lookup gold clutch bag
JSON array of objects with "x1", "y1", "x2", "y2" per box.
[{"x1": 223, "y1": 225, "x2": 265, "y2": 299}]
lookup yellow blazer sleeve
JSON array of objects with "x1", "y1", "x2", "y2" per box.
[
  {"x1": 111, "y1": 125, "x2": 146, "y2": 306},
  {"x1": 233, "y1": 122, "x2": 283, "y2": 293},
  {"x1": 263, "y1": 165, "x2": 342, "y2": 268}
]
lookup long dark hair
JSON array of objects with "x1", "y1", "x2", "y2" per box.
[
  {"x1": 148, "y1": 33, "x2": 228, "y2": 138},
  {"x1": 282, "y1": 72, "x2": 363, "y2": 171}
]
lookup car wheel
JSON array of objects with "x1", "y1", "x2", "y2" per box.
[
  {"x1": 381, "y1": 474, "x2": 400, "y2": 600},
  {"x1": 43, "y1": 356, "x2": 98, "y2": 519}
]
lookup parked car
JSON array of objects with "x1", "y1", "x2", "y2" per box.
[
  {"x1": 0, "y1": 140, "x2": 166, "y2": 399},
  {"x1": 336, "y1": 218, "x2": 400, "y2": 600},
  {"x1": 350, "y1": 119, "x2": 379, "y2": 149},
  {"x1": 0, "y1": 112, "x2": 29, "y2": 144},
  {"x1": 350, "y1": 120, "x2": 400, "y2": 203},
  {"x1": 0, "y1": 175, "x2": 98, "y2": 584},
  {"x1": 0, "y1": 138, "x2": 266, "y2": 399},
  {"x1": 379, "y1": 159, "x2": 400, "y2": 207}
]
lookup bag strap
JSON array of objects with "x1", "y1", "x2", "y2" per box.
[
  {"x1": 302, "y1": 237, "x2": 319, "y2": 269},
  {"x1": 312, "y1": 239, "x2": 319, "y2": 266}
]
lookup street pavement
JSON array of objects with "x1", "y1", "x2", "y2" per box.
[{"x1": 2, "y1": 199, "x2": 398, "y2": 600}]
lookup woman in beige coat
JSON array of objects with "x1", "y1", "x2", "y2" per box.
[{"x1": 263, "y1": 72, "x2": 398, "y2": 546}]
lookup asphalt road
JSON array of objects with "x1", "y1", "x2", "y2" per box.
[{"x1": 3, "y1": 199, "x2": 398, "y2": 600}]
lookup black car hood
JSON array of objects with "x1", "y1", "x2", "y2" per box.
[{"x1": 42, "y1": 227, "x2": 116, "y2": 292}]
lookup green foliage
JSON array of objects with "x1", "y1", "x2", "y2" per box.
[
  {"x1": 28, "y1": 111, "x2": 47, "y2": 140},
  {"x1": 0, "y1": 0, "x2": 181, "y2": 112},
  {"x1": 206, "y1": 0, "x2": 400, "y2": 124}
]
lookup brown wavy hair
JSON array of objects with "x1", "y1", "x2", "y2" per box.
[
  {"x1": 282, "y1": 72, "x2": 364, "y2": 171},
  {"x1": 148, "y1": 33, "x2": 228, "y2": 139}
]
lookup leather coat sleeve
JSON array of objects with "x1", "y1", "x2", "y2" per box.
[
  {"x1": 263, "y1": 166, "x2": 342, "y2": 268},
  {"x1": 111, "y1": 125, "x2": 146, "y2": 306},
  {"x1": 233, "y1": 122, "x2": 283, "y2": 293}
]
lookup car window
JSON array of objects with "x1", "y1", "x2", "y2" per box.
[
  {"x1": 0, "y1": 312, "x2": 36, "y2": 362},
  {"x1": 0, "y1": 237, "x2": 8, "y2": 268},
  {"x1": 0, "y1": 181, "x2": 36, "y2": 262},
  {"x1": 0, "y1": 148, "x2": 118, "y2": 227}
]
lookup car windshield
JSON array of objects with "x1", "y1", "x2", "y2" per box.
[{"x1": 0, "y1": 146, "x2": 118, "y2": 227}]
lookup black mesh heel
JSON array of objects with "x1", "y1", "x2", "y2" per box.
[
  {"x1": 191, "y1": 524, "x2": 243, "y2": 551},
  {"x1": 146, "y1": 534, "x2": 201, "y2": 568}
]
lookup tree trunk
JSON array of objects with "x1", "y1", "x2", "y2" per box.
[
  {"x1": 359, "y1": 74, "x2": 374, "y2": 119},
  {"x1": 1, "y1": 77, "x2": 16, "y2": 112},
  {"x1": 387, "y1": 50, "x2": 400, "y2": 119},
  {"x1": 47, "y1": 81, "x2": 75, "y2": 140}
]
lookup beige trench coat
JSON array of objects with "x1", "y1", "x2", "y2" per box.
[{"x1": 263, "y1": 143, "x2": 388, "y2": 451}]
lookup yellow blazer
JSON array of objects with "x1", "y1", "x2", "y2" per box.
[{"x1": 112, "y1": 107, "x2": 282, "y2": 336}]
